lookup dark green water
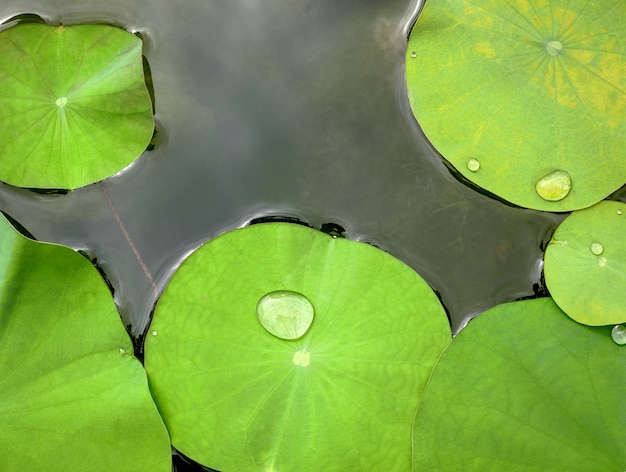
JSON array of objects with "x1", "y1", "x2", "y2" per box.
[{"x1": 0, "y1": 0, "x2": 563, "y2": 346}]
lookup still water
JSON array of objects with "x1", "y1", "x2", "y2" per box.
[{"x1": 0, "y1": 0, "x2": 562, "y2": 345}]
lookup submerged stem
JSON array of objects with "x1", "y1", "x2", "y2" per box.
[{"x1": 99, "y1": 181, "x2": 158, "y2": 298}]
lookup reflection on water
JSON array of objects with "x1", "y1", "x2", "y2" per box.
[{"x1": 0, "y1": 0, "x2": 562, "y2": 339}]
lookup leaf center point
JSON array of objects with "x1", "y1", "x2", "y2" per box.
[
  {"x1": 55, "y1": 96, "x2": 68, "y2": 108},
  {"x1": 546, "y1": 40, "x2": 563, "y2": 57}
]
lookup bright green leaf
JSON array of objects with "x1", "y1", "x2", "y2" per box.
[
  {"x1": 406, "y1": 0, "x2": 626, "y2": 211},
  {"x1": 412, "y1": 298, "x2": 626, "y2": 471},
  {"x1": 0, "y1": 23, "x2": 154, "y2": 189},
  {"x1": 0, "y1": 214, "x2": 171, "y2": 471},
  {"x1": 544, "y1": 200, "x2": 626, "y2": 325},
  {"x1": 145, "y1": 223, "x2": 451, "y2": 472}
]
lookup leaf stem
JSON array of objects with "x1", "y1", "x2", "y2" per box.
[{"x1": 99, "y1": 181, "x2": 158, "y2": 298}]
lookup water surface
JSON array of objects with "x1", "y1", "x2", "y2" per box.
[{"x1": 0, "y1": 0, "x2": 562, "y2": 340}]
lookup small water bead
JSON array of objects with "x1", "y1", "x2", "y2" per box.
[
  {"x1": 55, "y1": 96, "x2": 67, "y2": 108},
  {"x1": 119, "y1": 348, "x2": 127, "y2": 356},
  {"x1": 546, "y1": 40, "x2": 563, "y2": 56},
  {"x1": 151, "y1": 330, "x2": 158, "y2": 336},
  {"x1": 590, "y1": 242, "x2": 604, "y2": 256},
  {"x1": 618, "y1": 209, "x2": 623, "y2": 215},
  {"x1": 535, "y1": 170, "x2": 571, "y2": 201},
  {"x1": 256, "y1": 290, "x2": 314, "y2": 340},
  {"x1": 466, "y1": 158, "x2": 480, "y2": 172},
  {"x1": 611, "y1": 325, "x2": 626, "y2": 345},
  {"x1": 410, "y1": 51, "x2": 417, "y2": 58}
]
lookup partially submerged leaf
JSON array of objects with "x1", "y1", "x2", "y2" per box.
[
  {"x1": 406, "y1": 0, "x2": 626, "y2": 211},
  {"x1": 0, "y1": 214, "x2": 171, "y2": 471},
  {"x1": 145, "y1": 222, "x2": 451, "y2": 471},
  {"x1": 544, "y1": 200, "x2": 626, "y2": 325},
  {"x1": 0, "y1": 23, "x2": 154, "y2": 189},
  {"x1": 412, "y1": 298, "x2": 626, "y2": 471}
]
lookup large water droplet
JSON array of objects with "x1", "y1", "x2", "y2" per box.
[
  {"x1": 467, "y1": 158, "x2": 480, "y2": 172},
  {"x1": 546, "y1": 40, "x2": 563, "y2": 56},
  {"x1": 535, "y1": 170, "x2": 571, "y2": 201},
  {"x1": 611, "y1": 325, "x2": 626, "y2": 345},
  {"x1": 55, "y1": 96, "x2": 67, "y2": 108},
  {"x1": 257, "y1": 290, "x2": 314, "y2": 340},
  {"x1": 590, "y1": 242, "x2": 604, "y2": 255}
]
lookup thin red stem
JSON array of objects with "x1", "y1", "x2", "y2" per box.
[{"x1": 99, "y1": 181, "x2": 158, "y2": 298}]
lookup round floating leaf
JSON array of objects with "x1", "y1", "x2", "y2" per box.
[
  {"x1": 144, "y1": 223, "x2": 451, "y2": 472},
  {"x1": 0, "y1": 215, "x2": 171, "y2": 471},
  {"x1": 412, "y1": 298, "x2": 626, "y2": 471},
  {"x1": 545, "y1": 200, "x2": 626, "y2": 325},
  {"x1": 0, "y1": 23, "x2": 154, "y2": 189},
  {"x1": 406, "y1": 1, "x2": 626, "y2": 211}
]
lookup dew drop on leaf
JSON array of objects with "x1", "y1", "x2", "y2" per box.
[
  {"x1": 535, "y1": 170, "x2": 571, "y2": 201},
  {"x1": 55, "y1": 96, "x2": 67, "y2": 108},
  {"x1": 256, "y1": 290, "x2": 314, "y2": 340},
  {"x1": 611, "y1": 325, "x2": 626, "y2": 345},
  {"x1": 467, "y1": 158, "x2": 480, "y2": 172},
  {"x1": 590, "y1": 242, "x2": 604, "y2": 255}
]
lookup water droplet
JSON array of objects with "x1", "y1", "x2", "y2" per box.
[
  {"x1": 119, "y1": 348, "x2": 127, "y2": 356},
  {"x1": 535, "y1": 170, "x2": 571, "y2": 201},
  {"x1": 467, "y1": 158, "x2": 480, "y2": 172},
  {"x1": 292, "y1": 349, "x2": 311, "y2": 367},
  {"x1": 151, "y1": 330, "x2": 158, "y2": 336},
  {"x1": 590, "y1": 241, "x2": 604, "y2": 255},
  {"x1": 256, "y1": 290, "x2": 314, "y2": 340},
  {"x1": 611, "y1": 325, "x2": 626, "y2": 345},
  {"x1": 546, "y1": 40, "x2": 563, "y2": 56},
  {"x1": 410, "y1": 51, "x2": 417, "y2": 58},
  {"x1": 617, "y1": 209, "x2": 623, "y2": 215},
  {"x1": 55, "y1": 96, "x2": 67, "y2": 108},
  {"x1": 598, "y1": 256, "x2": 607, "y2": 267}
]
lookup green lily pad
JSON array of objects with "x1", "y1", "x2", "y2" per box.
[
  {"x1": 544, "y1": 200, "x2": 626, "y2": 325},
  {"x1": 144, "y1": 222, "x2": 451, "y2": 471},
  {"x1": 0, "y1": 214, "x2": 171, "y2": 471},
  {"x1": 412, "y1": 298, "x2": 626, "y2": 471},
  {"x1": 406, "y1": 1, "x2": 626, "y2": 211},
  {"x1": 0, "y1": 23, "x2": 154, "y2": 189}
]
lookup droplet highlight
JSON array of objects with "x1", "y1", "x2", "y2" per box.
[
  {"x1": 467, "y1": 158, "x2": 481, "y2": 172},
  {"x1": 590, "y1": 242, "x2": 604, "y2": 256},
  {"x1": 151, "y1": 330, "x2": 158, "y2": 336},
  {"x1": 617, "y1": 209, "x2": 623, "y2": 216},
  {"x1": 257, "y1": 290, "x2": 314, "y2": 340},
  {"x1": 119, "y1": 348, "x2": 127, "y2": 356},
  {"x1": 55, "y1": 97, "x2": 67, "y2": 108},
  {"x1": 546, "y1": 40, "x2": 563, "y2": 56},
  {"x1": 410, "y1": 51, "x2": 417, "y2": 58},
  {"x1": 598, "y1": 256, "x2": 607, "y2": 267},
  {"x1": 611, "y1": 325, "x2": 626, "y2": 345},
  {"x1": 535, "y1": 170, "x2": 571, "y2": 201}
]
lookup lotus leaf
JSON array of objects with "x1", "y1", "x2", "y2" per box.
[
  {"x1": 412, "y1": 298, "x2": 626, "y2": 471},
  {"x1": 544, "y1": 200, "x2": 626, "y2": 325},
  {"x1": 0, "y1": 23, "x2": 154, "y2": 189},
  {"x1": 0, "y1": 214, "x2": 171, "y2": 471},
  {"x1": 144, "y1": 222, "x2": 451, "y2": 472},
  {"x1": 406, "y1": 0, "x2": 626, "y2": 211}
]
